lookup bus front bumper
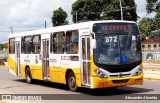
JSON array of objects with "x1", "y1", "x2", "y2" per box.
[{"x1": 91, "y1": 74, "x2": 143, "y2": 89}]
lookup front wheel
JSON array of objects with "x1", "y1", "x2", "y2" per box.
[
  {"x1": 67, "y1": 71, "x2": 78, "y2": 92},
  {"x1": 25, "y1": 68, "x2": 33, "y2": 84}
]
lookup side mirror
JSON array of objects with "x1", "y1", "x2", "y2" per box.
[{"x1": 92, "y1": 39, "x2": 96, "y2": 49}]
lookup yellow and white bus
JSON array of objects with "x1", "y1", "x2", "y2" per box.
[{"x1": 8, "y1": 20, "x2": 143, "y2": 92}]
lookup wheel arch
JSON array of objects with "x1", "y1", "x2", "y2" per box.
[{"x1": 65, "y1": 68, "x2": 81, "y2": 87}]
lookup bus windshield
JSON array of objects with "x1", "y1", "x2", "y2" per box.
[{"x1": 93, "y1": 23, "x2": 141, "y2": 65}]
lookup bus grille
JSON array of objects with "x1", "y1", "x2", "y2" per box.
[
  {"x1": 105, "y1": 67, "x2": 133, "y2": 73},
  {"x1": 109, "y1": 73, "x2": 130, "y2": 78},
  {"x1": 102, "y1": 65, "x2": 139, "y2": 73},
  {"x1": 112, "y1": 79, "x2": 129, "y2": 84}
]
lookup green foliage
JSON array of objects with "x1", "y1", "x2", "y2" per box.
[
  {"x1": 145, "y1": 0, "x2": 160, "y2": 31},
  {"x1": 102, "y1": 0, "x2": 137, "y2": 21},
  {"x1": 146, "y1": 0, "x2": 158, "y2": 13},
  {"x1": 138, "y1": 17, "x2": 154, "y2": 40},
  {"x1": 51, "y1": 7, "x2": 68, "y2": 26},
  {"x1": 0, "y1": 44, "x2": 4, "y2": 50},
  {"x1": 143, "y1": 0, "x2": 160, "y2": 39},
  {"x1": 71, "y1": 0, "x2": 138, "y2": 23},
  {"x1": 138, "y1": 16, "x2": 160, "y2": 39}
]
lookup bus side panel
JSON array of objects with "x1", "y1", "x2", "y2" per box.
[
  {"x1": 19, "y1": 54, "x2": 29, "y2": 78},
  {"x1": 32, "y1": 54, "x2": 43, "y2": 80},
  {"x1": 20, "y1": 64, "x2": 26, "y2": 78},
  {"x1": 49, "y1": 54, "x2": 81, "y2": 87},
  {"x1": 19, "y1": 64, "x2": 43, "y2": 80},
  {"x1": 50, "y1": 67, "x2": 65, "y2": 84},
  {"x1": 8, "y1": 54, "x2": 17, "y2": 75},
  {"x1": 19, "y1": 54, "x2": 36, "y2": 79},
  {"x1": 32, "y1": 65, "x2": 43, "y2": 80},
  {"x1": 49, "y1": 54, "x2": 63, "y2": 83},
  {"x1": 49, "y1": 67, "x2": 81, "y2": 87}
]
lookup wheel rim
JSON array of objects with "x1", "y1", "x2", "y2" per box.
[{"x1": 69, "y1": 76, "x2": 76, "y2": 88}]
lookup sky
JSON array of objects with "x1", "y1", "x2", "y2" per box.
[{"x1": 0, "y1": 0, "x2": 155, "y2": 43}]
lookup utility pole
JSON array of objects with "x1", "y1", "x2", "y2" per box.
[
  {"x1": 45, "y1": 20, "x2": 46, "y2": 28},
  {"x1": 119, "y1": 0, "x2": 123, "y2": 20},
  {"x1": 76, "y1": 11, "x2": 77, "y2": 23}
]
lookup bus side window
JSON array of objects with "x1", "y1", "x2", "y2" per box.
[
  {"x1": 23, "y1": 36, "x2": 32, "y2": 54},
  {"x1": 66, "y1": 32, "x2": 72, "y2": 53},
  {"x1": 9, "y1": 38, "x2": 15, "y2": 54},
  {"x1": 66, "y1": 30, "x2": 79, "y2": 54},
  {"x1": 53, "y1": 32, "x2": 64, "y2": 54},
  {"x1": 74, "y1": 42, "x2": 78, "y2": 53},
  {"x1": 33, "y1": 35, "x2": 41, "y2": 54},
  {"x1": 53, "y1": 36, "x2": 56, "y2": 53}
]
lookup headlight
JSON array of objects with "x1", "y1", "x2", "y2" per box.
[
  {"x1": 133, "y1": 66, "x2": 142, "y2": 76},
  {"x1": 94, "y1": 69, "x2": 108, "y2": 78}
]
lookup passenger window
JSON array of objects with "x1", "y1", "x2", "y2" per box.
[
  {"x1": 33, "y1": 35, "x2": 41, "y2": 54},
  {"x1": 66, "y1": 30, "x2": 79, "y2": 54},
  {"x1": 53, "y1": 32, "x2": 65, "y2": 53},
  {"x1": 23, "y1": 36, "x2": 32, "y2": 54}
]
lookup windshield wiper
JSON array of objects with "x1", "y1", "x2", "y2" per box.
[
  {"x1": 95, "y1": 33, "x2": 107, "y2": 40},
  {"x1": 124, "y1": 32, "x2": 131, "y2": 47}
]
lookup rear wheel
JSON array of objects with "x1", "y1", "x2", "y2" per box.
[
  {"x1": 67, "y1": 71, "x2": 78, "y2": 92},
  {"x1": 25, "y1": 68, "x2": 33, "y2": 84}
]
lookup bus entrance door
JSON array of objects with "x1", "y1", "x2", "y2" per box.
[
  {"x1": 42, "y1": 39, "x2": 50, "y2": 80},
  {"x1": 15, "y1": 41, "x2": 21, "y2": 76},
  {"x1": 81, "y1": 36, "x2": 91, "y2": 86}
]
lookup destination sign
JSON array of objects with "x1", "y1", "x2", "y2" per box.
[
  {"x1": 102, "y1": 25, "x2": 130, "y2": 31},
  {"x1": 93, "y1": 23, "x2": 138, "y2": 33}
]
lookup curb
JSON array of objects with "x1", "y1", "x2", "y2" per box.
[
  {"x1": 143, "y1": 77, "x2": 160, "y2": 80},
  {"x1": 144, "y1": 70, "x2": 160, "y2": 80},
  {"x1": 144, "y1": 69, "x2": 160, "y2": 72}
]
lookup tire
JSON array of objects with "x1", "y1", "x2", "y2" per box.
[
  {"x1": 25, "y1": 68, "x2": 33, "y2": 84},
  {"x1": 67, "y1": 71, "x2": 78, "y2": 92}
]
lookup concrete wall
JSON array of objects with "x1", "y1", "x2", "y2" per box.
[{"x1": 142, "y1": 52, "x2": 160, "y2": 61}]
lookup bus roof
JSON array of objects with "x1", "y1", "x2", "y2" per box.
[{"x1": 9, "y1": 20, "x2": 136, "y2": 38}]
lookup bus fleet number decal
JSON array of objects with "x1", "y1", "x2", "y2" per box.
[
  {"x1": 99, "y1": 82, "x2": 108, "y2": 87},
  {"x1": 105, "y1": 36, "x2": 117, "y2": 43}
]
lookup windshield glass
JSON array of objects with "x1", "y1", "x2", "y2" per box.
[{"x1": 94, "y1": 33, "x2": 141, "y2": 65}]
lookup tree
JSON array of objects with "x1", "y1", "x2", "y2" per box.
[
  {"x1": 138, "y1": 17, "x2": 154, "y2": 40},
  {"x1": 71, "y1": 0, "x2": 138, "y2": 23},
  {"x1": 0, "y1": 44, "x2": 4, "y2": 50},
  {"x1": 145, "y1": 0, "x2": 160, "y2": 38},
  {"x1": 102, "y1": 0, "x2": 138, "y2": 21},
  {"x1": 146, "y1": 0, "x2": 158, "y2": 13},
  {"x1": 51, "y1": 7, "x2": 68, "y2": 26}
]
